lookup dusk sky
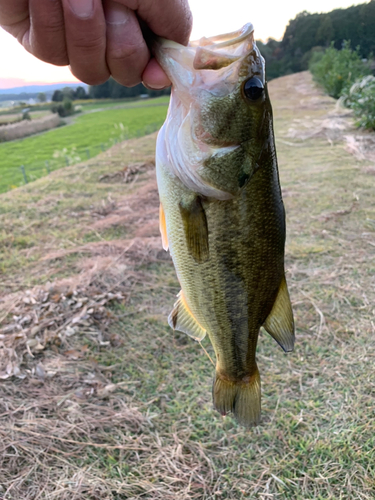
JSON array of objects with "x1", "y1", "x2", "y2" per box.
[{"x1": 0, "y1": 0, "x2": 369, "y2": 89}]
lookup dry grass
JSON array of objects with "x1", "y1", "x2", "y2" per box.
[
  {"x1": 0, "y1": 114, "x2": 62, "y2": 143},
  {"x1": 0, "y1": 114, "x2": 23, "y2": 126},
  {"x1": 0, "y1": 71, "x2": 374, "y2": 499}
]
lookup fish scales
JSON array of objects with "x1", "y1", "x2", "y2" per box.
[{"x1": 154, "y1": 23, "x2": 295, "y2": 427}]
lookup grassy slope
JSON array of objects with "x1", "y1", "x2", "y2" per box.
[
  {"x1": 0, "y1": 72, "x2": 374, "y2": 499},
  {"x1": 0, "y1": 100, "x2": 168, "y2": 193},
  {"x1": 79, "y1": 95, "x2": 170, "y2": 111}
]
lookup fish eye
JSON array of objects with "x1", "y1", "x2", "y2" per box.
[{"x1": 243, "y1": 77, "x2": 264, "y2": 101}]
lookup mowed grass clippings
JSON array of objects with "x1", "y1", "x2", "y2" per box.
[{"x1": 0, "y1": 71, "x2": 374, "y2": 499}]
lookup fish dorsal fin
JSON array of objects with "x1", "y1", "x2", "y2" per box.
[
  {"x1": 168, "y1": 291, "x2": 206, "y2": 341},
  {"x1": 159, "y1": 203, "x2": 169, "y2": 251},
  {"x1": 179, "y1": 196, "x2": 209, "y2": 263},
  {"x1": 263, "y1": 276, "x2": 295, "y2": 352}
]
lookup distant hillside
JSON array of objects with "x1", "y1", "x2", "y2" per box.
[
  {"x1": 259, "y1": 0, "x2": 375, "y2": 80},
  {"x1": 0, "y1": 83, "x2": 87, "y2": 95},
  {"x1": 0, "y1": 82, "x2": 88, "y2": 102}
]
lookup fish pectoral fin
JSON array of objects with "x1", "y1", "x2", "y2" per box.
[
  {"x1": 263, "y1": 276, "x2": 295, "y2": 352},
  {"x1": 168, "y1": 291, "x2": 206, "y2": 341},
  {"x1": 179, "y1": 196, "x2": 209, "y2": 263},
  {"x1": 159, "y1": 203, "x2": 169, "y2": 251}
]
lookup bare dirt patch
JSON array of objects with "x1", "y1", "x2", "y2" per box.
[
  {"x1": 344, "y1": 132, "x2": 375, "y2": 164},
  {"x1": 98, "y1": 160, "x2": 155, "y2": 184},
  {"x1": 277, "y1": 72, "x2": 375, "y2": 167}
]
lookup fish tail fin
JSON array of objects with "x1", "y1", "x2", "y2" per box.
[{"x1": 213, "y1": 366, "x2": 261, "y2": 427}]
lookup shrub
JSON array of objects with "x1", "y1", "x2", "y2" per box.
[
  {"x1": 341, "y1": 75, "x2": 375, "y2": 130},
  {"x1": 51, "y1": 99, "x2": 75, "y2": 118},
  {"x1": 309, "y1": 41, "x2": 371, "y2": 99}
]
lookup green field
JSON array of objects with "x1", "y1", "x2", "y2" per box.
[
  {"x1": 0, "y1": 99, "x2": 168, "y2": 193},
  {"x1": 79, "y1": 95, "x2": 169, "y2": 111}
]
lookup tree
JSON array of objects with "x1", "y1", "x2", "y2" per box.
[
  {"x1": 89, "y1": 78, "x2": 171, "y2": 99},
  {"x1": 74, "y1": 86, "x2": 87, "y2": 100},
  {"x1": 52, "y1": 90, "x2": 64, "y2": 102},
  {"x1": 37, "y1": 92, "x2": 46, "y2": 103},
  {"x1": 62, "y1": 87, "x2": 75, "y2": 100},
  {"x1": 89, "y1": 80, "x2": 111, "y2": 98},
  {"x1": 316, "y1": 16, "x2": 334, "y2": 46}
]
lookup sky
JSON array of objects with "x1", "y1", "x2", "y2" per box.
[{"x1": 0, "y1": 0, "x2": 369, "y2": 88}]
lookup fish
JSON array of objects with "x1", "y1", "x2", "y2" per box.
[{"x1": 153, "y1": 23, "x2": 295, "y2": 427}]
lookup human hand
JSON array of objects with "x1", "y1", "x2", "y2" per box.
[{"x1": 0, "y1": 0, "x2": 192, "y2": 88}]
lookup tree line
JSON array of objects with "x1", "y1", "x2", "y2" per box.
[
  {"x1": 52, "y1": 79, "x2": 170, "y2": 102},
  {"x1": 258, "y1": 0, "x2": 375, "y2": 80},
  {"x1": 88, "y1": 1, "x2": 375, "y2": 87}
]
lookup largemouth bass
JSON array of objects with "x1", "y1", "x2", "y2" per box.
[{"x1": 153, "y1": 24, "x2": 295, "y2": 427}]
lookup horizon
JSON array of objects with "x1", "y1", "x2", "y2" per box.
[
  {"x1": 0, "y1": 0, "x2": 370, "y2": 88},
  {"x1": 0, "y1": 79, "x2": 85, "y2": 91}
]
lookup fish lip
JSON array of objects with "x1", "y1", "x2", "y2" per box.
[
  {"x1": 190, "y1": 23, "x2": 254, "y2": 49},
  {"x1": 151, "y1": 23, "x2": 257, "y2": 87},
  {"x1": 151, "y1": 22, "x2": 255, "y2": 63}
]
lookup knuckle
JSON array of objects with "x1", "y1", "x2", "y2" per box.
[
  {"x1": 72, "y1": 71, "x2": 109, "y2": 86},
  {"x1": 70, "y1": 33, "x2": 106, "y2": 55},
  {"x1": 33, "y1": 40, "x2": 68, "y2": 65},
  {"x1": 38, "y1": 52, "x2": 69, "y2": 66},
  {"x1": 108, "y1": 42, "x2": 141, "y2": 63},
  {"x1": 107, "y1": 43, "x2": 148, "y2": 86},
  {"x1": 114, "y1": 74, "x2": 142, "y2": 88}
]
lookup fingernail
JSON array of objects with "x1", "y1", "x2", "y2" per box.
[
  {"x1": 105, "y1": 3, "x2": 129, "y2": 25},
  {"x1": 142, "y1": 82, "x2": 170, "y2": 90},
  {"x1": 69, "y1": 0, "x2": 94, "y2": 19}
]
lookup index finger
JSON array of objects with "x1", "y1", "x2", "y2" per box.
[
  {"x1": 0, "y1": 0, "x2": 29, "y2": 44},
  {"x1": 120, "y1": 0, "x2": 192, "y2": 45},
  {"x1": 0, "y1": 0, "x2": 28, "y2": 25}
]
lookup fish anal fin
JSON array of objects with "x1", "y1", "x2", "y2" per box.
[
  {"x1": 213, "y1": 366, "x2": 261, "y2": 427},
  {"x1": 159, "y1": 203, "x2": 169, "y2": 251},
  {"x1": 263, "y1": 276, "x2": 295, "y2": 352},
  {"x1": 168, "y1": 291, "x2": 206, "y2": 341},
  {"x1": 179, "y1": 196, "x2": 209, "y2": 263}
]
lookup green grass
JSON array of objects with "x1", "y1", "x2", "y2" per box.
[
  {"x1": 80, "y1": 95, "x2": 169, "y2": 111},
  {"x1": 0, "y1": 72, "x2": 374, "y2": 499},
  {"x1": 0, "y1": 101, "x2": 168, "y2": 193}
]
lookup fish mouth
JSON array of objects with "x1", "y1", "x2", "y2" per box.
[
  {"x1": 190, "y1": 23, "x2": 254, "y2": 51},
  {"x1": 153, "y1": 24, "x2": 265, "y2": 201},
  {"x1": 152, "y1": 23, "x2": 256, "y2": 86}
]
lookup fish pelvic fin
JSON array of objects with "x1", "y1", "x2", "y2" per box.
[
  {"x1": 159, "y1": 203, "x2": 169, "y2": 251},
  {"x1": 263, "y1": 276, "x2": 295, "y2": 352},
  {"x1": 168, "y1": 291, "x2": 207, "y2": 341},
  {"x1": 179, "y1": 196, "x2": 209, "y2": 263},
  {"x1": 213, "y1": 366, "x2": 261, "y2": 427}
]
